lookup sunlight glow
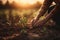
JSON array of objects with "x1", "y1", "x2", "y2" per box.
[
  {"x1": 2, "y1": 0, "x2": 44, "y2": 8},
  {"x1": 19, "y1": 0, "x2": 37, "y2": 5},
  {"x1": 14, "y1": 0, "x2": 44, "y2": 5},
  {"x1": 2, "y1": 0, "x2": 44, "y2": 5}
]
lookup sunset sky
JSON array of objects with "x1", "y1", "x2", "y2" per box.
[
  {"x1": 1, "y1": 0, "x2": 55, "y2": 9},
  {"x1": 0, "y1": 0, "x2": 44, "y2": 9},
  {"x1": 1, "y1": 0, "x2": 44, "y2": 5}
]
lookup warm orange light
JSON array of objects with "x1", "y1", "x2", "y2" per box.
[
  {"x1": 14, "y1": 0, "x2": 44, "y2": 5},
  {"x1": 2, "y1": 0, "x2": 44, "y2": 4},
  {"x1": 19, "y1": 0, "x2": 37, "y2": 5},
  {"x1": 2, "y1": 0, "x2": 44, "y2": 8}
]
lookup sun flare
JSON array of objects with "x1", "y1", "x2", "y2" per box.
[
  {"x1": 1, "y1": 0, "x2": 44, "y2": 8},
  {"x1": 14, "y1": 0, "x2": 44, "y2": 5}
]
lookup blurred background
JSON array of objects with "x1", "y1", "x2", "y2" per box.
[{"x1": 0, "y1": 0, "x2": 60, "y2": 40}]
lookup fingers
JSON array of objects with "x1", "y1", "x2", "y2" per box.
[
  {"x1": 32, "y1": 0, "x2": 53, "y2": 27},
  {"x1": 34, "y1": 5, "x2": 60, "y2": 27},
  {"x1": 36, "y1": 0, "x2": 53, "y2": 21},
  {"x1": 31, "y1": 0, "x2": 60, "y2": 28}
]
